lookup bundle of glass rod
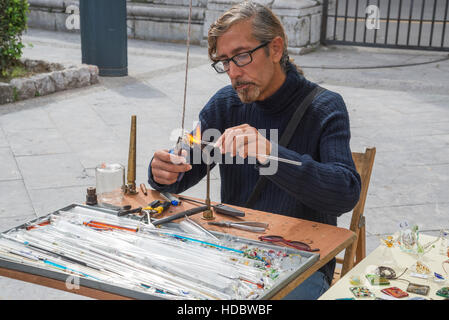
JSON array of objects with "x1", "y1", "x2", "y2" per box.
[{"x1": 0, "y1": 206, "x2": 305, "y2": 300}]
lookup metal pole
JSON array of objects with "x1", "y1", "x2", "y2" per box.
[
  {"x1": 374, "y1": 0, "x2": 380, "y2": 43},
  {"x1": 385, "y1": 0, "x2": 392, "y2": 44},
  {"x1": 321, "y1": 0, "x2": 329, "y2": 45},
  {"x1": 442, "y1": 0, "x2": 449, "y2": 47},
  {"x1": 343, "y1": 0, "x2": 349, "y2": 41},
  {"x1": 395, "y1": 0, "x2": 403, "y2": 45},
  {"x1": 430, "y1": 0, "x2": 438, "y2": 46},
  {"x1": 418, "y1": 0, "x2": 426, "y2": 46},
  {"x1": 354, "y1": 0, "x2": 360, "y2": 42},
  {"x1": 334, "y1": 0, "x2": 339, "y2": 40},
  {"x1": 363, "y1": 0, "x2": 369, "y2": 42},
  {"x1": 407, "y1": 0, "x2": 415, "y2": 46}
]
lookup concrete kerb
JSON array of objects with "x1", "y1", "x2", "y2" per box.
[
  {"x1": 0, "y1": 58, "x2": 99, "y2": 105},
  {"x1": 0, "y1": 83, "x2": 14, "y2": 105}
]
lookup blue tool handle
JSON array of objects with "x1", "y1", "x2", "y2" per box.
[{"x1": 161, "y1": 192, "x2": 180, "y2": 206}]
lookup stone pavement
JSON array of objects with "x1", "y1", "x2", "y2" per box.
[{"x1": 0, "y1": 28, "x2": 448, "y2": 299}]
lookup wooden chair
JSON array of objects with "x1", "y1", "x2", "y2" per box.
[{"x1": 332, "y1": 147, "x2": 376, "y2": 284}]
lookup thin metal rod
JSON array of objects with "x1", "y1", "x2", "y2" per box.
[
  {"x1": 343, "y1": 0, "x2": 349, "y2": 41},
  {"x1": 181, "y1": 0, "x2": 193, "y2": 134},
  {"x1": 334, "y1": 0, "x2": 339, "y2": 40},
  {"x1": 374, "y1": 0, "x2": 380, "y2": 44},
  {"x1": 407, "y1": 0, "x2": 414, "y2": 46},
  {"x1": 321, "y1": 0, "x2": 329, "y2": 44},
  {"x1": 363, "y1": 0, "x2": 368, "y2": 43},
  {"x1": 354, "y1": 0, "x2": 359, "y2": 42},
  {"x1": 418, "y1": 0, "x2": 426, "y2": 46},
  {"x1": 206, "y1": 162, "x2": 211, "y2": 207},
  {"x1": 395, "y1": 0, "x2": 403, "y2": 45},
  {"x1": 430, "y1": 0, "x2": 438, "y2": 46},
  {"x1": 442, "y1": 0, "x2": 449, "y2": 47},
  {"x1": 385, "y1": 0, "x2": 392, "y2": 44},
  {"x1": 200, "y1": 141, "x2": 302, "y2": 166}
]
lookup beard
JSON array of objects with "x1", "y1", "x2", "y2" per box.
[{"x1": 232, "y1": 80, "x2": 261, "y2": 103}]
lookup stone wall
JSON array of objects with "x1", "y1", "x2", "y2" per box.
[
  {"x1": 127, "y1": 0, "x2": 206, "y2": 44},
  {"x1": 27, "y1": 0, "x2": 322, "y2": 51},
  {"x1": 26, "y1": 0, "x2": 83, "y2": 32},
  {"x1": 204, "y1": 0, "x2": 322, "y2": 53},
  {"x1": 0, "y1": 59, "x2": 99, "y2": 105}
]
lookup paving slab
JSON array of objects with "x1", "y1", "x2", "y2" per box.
[
  {"x1": 0, "y1": 148, "x2": 22, "y2": 181},
  {"x1": 6, "y1": 128, "x2": 71, "y2": 156},
  {"x1": 0, "y1": 107, "x2": 55, "y2": 133},
  {"x1": 0, "y1": 179, "x2": 34, "y2": 217},
  {"x1": 15, "y1": 153, "x2": 94, "y2": 190},
  {"x1": 28, "y1": 185, "x2": 91, "y2": 218},
  {"x1": 0, "y1": 180, "x2": 36, "y2": 232},
  {"x1": 0, "y1": 127, "x2": 8, "y2": 148}
]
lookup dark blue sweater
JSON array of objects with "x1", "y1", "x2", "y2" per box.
[{"x1": 148, "y1": 63, "x2": 361, "y2": 284}]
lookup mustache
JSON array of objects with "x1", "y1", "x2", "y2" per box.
[{"x1": 232, "y1": 80, "x2": 256, "y2": 89}]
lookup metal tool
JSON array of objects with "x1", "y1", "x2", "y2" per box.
[
  {"x1": 143, "y1": 200, "x2": 171, "y2": 215},
  {"x1": 140, "y1": 183, "x2": 148, "y2": 196},
  {"x1": 203, "y1": 153, "x2": 214, "y2": 220},
  {"x1": 180, "y1": 0, "x2": 193, "y2": 140},
  {"x1": 125, "y1": 115, "x2": 138, "y2": 194},
  {"x1": 208, "y1": 221, "x2": 268, "y2": 233},
  {"x1": 117, "y1": 206, "x2": 142, "y2": 217},
  {"x1": 178, "y1": 197, "x2": 245, "y2": 217},
  {"x1": 152, "y1": 205, "x2": 208, "y2": 226},
  {"x1": 95, "y1": 202, "x2": 131, "y2": 211},
  {"x1": 213, "y1": 204, "x2": 245, "y2": 217},
  {"x1": 161, "y1": 192, "x2": 180, "y2": 206},
  {"x1": 168, "y1": 0, "x2": 194, "y2": 181}
]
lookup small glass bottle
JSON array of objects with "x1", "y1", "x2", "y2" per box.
[{"x1": 399, "y1": 221, "x2": 416, "y2": 251}]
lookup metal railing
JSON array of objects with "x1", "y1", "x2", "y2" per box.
[{"x1": 321, "y1": 0, "x2": 449, "y2": 51}]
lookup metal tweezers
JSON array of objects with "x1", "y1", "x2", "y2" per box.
[{"x1": 208, "y1": 221, "x2": 268, "y2": 233}]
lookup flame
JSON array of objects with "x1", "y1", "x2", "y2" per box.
[{"x1": 186, "y1": 124, "x2": 201, "y2": 147}]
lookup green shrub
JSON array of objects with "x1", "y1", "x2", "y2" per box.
[{"x1": 0, "y1": 0, "x2": 29, "y2": 78}]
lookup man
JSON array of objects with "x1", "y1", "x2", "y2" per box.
[{"x1": 148, "y1": 1, "x2": 361, "y2": 299}]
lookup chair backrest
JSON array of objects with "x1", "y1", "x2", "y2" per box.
[
  {"x1": 349, "y1": 147, "x2": 376, "y2": 235},
  {"x1": 340, "y1": 147, "x2": 376, "y2": 277}
]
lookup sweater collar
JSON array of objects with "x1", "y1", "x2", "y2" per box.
[{"x1": 254, "y1": 63, "x2": 307, "y2": 115}]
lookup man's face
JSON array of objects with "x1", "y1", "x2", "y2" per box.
[{"x1": 215, "y1": 20, "x2": 276, "y2": 103}]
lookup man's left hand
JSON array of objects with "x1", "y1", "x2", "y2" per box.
[{"x1": 214, "y1": 124, "x2": 271, "y2": 163}]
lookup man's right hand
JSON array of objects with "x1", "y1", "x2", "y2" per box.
[{"x1": 150, "y1": 149, "x2": 192, "y2": 185}]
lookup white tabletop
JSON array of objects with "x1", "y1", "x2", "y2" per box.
[{"x1": 319, "y1": 234, "x2": 449, "y2": 300}]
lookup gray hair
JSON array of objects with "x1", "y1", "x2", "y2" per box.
[{"x1": 207, "y1": 1, "x2": 303, "y2": 75}]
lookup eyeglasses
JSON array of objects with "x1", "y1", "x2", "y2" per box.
[
  {"x1": 211, "y1": 42, "x2": 270, "y2": 73},
  {"x1": 258, "y1": 235, "x2": 320, "y2": 252}
]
